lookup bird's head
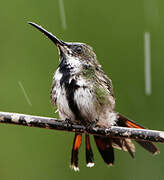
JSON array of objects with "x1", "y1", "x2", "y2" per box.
[{"x1": 28, "y1": 22, "x2": 100, "y2": 70}]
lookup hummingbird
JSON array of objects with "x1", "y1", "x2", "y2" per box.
[{"x1": 28, "y1": 22, "x2": 159, "y2": 171}]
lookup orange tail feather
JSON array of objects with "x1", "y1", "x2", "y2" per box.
[
  {"x1": 70, "y1": 133, "x2": 82, "y2": 171},
  {"x1": 117, "y1": 114, "x2": 159, "y2": 155}
]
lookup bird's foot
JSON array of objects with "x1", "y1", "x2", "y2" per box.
[
  {"x1": 86, "y1": 119, "x2": 98, "y2": 131},
  {"x1": 65, "y1": 118, "x2": 73, "y2": 129}
]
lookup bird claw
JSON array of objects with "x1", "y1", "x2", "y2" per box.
[
  {"x1": 86, "y1": 120, "x2": 98, "y2": 131},
  {"x1": 65, "y1": 118, "x2": 73, "y2": 129}
]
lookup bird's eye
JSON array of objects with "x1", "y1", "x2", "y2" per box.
[{"x1": 75, "y1": 46, "x2": 83, "y2": 54}]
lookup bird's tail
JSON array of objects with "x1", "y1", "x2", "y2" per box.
[
  {"x1": 70, "y1": 114, "x2": 159, "y2": 170},
  {"x1": 94, "y1": 114, "x2": 159, "y2": 166}
]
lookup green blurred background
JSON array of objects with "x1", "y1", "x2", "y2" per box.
[{"x1": 0, "y1": 0, "x2": 164, "y2": 179}]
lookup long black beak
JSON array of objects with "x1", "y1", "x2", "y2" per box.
[{"x1": 28, "y1": 22, "x2": 66, "y2": 46}]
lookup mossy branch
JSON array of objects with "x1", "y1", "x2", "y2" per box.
[{"x1": 0, "y1": 111, "x2": 163, "y2": 143}]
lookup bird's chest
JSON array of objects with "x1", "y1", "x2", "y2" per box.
[{"x1": 54, "y1": 70, "x2": 97, "y2": 122}]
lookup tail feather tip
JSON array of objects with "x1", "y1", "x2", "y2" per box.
[
  {"x1": 108, "y1": 163, "x2": 114, "y2": 167},
  {"x1": 153, "y1": 150, "x2": 160, "y2": 156},
  {"x1": 86, "y1": 162, "x2": 95, "y2": 168},
  {"x1": 70, "y1": 165, "x2": 79, "y2": 172}
]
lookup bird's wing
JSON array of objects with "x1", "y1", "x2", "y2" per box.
[{"x1": 96, "y1": 67, "x2": 114, "y2": 97}]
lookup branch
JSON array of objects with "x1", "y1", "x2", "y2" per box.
[{"x1": 0, "y1": 111, "x2": 163, "y2": 143}]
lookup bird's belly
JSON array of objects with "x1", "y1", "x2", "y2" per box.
[
  {"x1": 74, "y1": 87, "x2": 98, "y2": 123},
  {"x1": 56, "y1": 84, "x2": 116, "y2": 127},
  {"x1": 56, "y1": 86, "x2": 98, "y2": 124}
]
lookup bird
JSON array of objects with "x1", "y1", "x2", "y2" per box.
[{"x1": 28, "y1": 22, "x2": 159, "y2": 171}]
